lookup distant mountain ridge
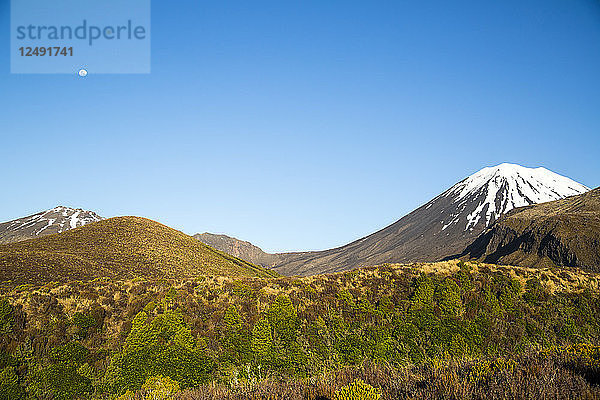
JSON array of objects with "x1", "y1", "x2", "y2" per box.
[
  {"x1": 194, "y1": 233, "x2": 280, "y2": 267},
  {"x1": 0, "y1": 206, "x2": 103, "y2": 244},
  {"x1": 460, "y1": 187, "x2": 600, "y2": 271},
  {"x1": 196, "y1": 164, "x2": 590, "y2": 276}
]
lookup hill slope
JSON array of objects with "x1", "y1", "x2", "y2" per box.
[
  {"x1": 269, "y1": 163, "x2": 589, "y2": 276},
  {"x1": 0, "y1": 206, "x2": 103, "y2": 244},
  {"x1": 460, "y1": 187, "x2": 600, "y2": 271},
  {"x1": 194, "y1": 232, "x2": 280, "y2": 266},
  {"x1": 0, "y1": 216, "x2": 277, "y2": 284}
]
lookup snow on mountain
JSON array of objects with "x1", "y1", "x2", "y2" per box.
[
  {"x1": 434, "y1": 163, "x2": 590, "y2": 233},
  {"x1": 0, "y1": 206, "x2": 103, "y2": 243},
  {"x1": 271, "y1": 163, "x2": 590, "y2": 276}
]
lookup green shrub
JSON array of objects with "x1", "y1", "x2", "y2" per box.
[
  {"x1": 437, "y1": 279, "x2": 462, "y2": 316},
  {"x1": 356, "y1": 299, "x2": 375, "y2": 315},
  {"x1": 524, "y1": 278, "x2": 547, "y2": 303},
  {"x1": 375, "y1": 296, "x2": 394, "y2": 317},
  {"x1": 483, "y1": 286, "x2": 502, "y2": 316},
  {"x1": 0, "y1": 299, "x2": 13, "y2": 335},
  {"x1": 5, "y1": 265, "x2": 600, "y2": 398},
  {"x1": 0, "y1": 367, "x2": 24, "y2": 400},
  {"x1": 116, "y1": 389, "x2": 135, "y2": 400},
  {"x1": 229, "y1": 281, "x2": 254, "y2": 298},
  {"x1": 224, "y1": 304, "x2": 242, "y2": 334},
  {"x1": 77, "y1": 363, "x2": 95, "y2": 382},
  {"x1": 141, "y1": 375, "x2": 180, "y2": 399},
  {"x1": 410, "y1": 275, "x2": 435, "y2": 313},
  {"x1": 457, "y1": 260, "x2": 470, "y2": 271},
  {"x1": 456, "y1": 262, "x2": 476, "y2": 296},
  {"x1": 162, "y1": 287, "x2": 178, "y2": 310},
  {"x1": 27, "y1": 364, "x2": 92, "y2": 400},
  {"x1": 469, "y1": 357, "x2": 517, "y2": 383},
  {"x1": 305, "y1": 316, "x2": 331, "y2": 362},
  {"x1": 71, "y1": 312, "x2": 96, "y2": 339},
  {"x1": 337, "y1": 290, "x2": 356, "y2": 309},
  {"x1": 0, "y1": 353, "x2": 16, "y2": 371},
  {"x1": 267, "y1": 294, "x2": 298, "y2": 342},
  {"x1": 143, "y1": 301, "x2": 157, "y2": 313},
  {"x1": 334, "y1": 379, "x2": 380, "y2": 400},
  {"x1": 49, "y1": 342, "x2": 89, "y2": 365},
  {"x1": 498, "y1": 277, "x2": 521, "y2": 311},
  {"x1": 104, "y1": 309, "x2": 213, "y2": 394},
  {"x1": 251, "y1": 317, "x2": 272, "y2": 365},
  {"x1": 222, "y1": 305, "x2": 251, "y2": 364}
]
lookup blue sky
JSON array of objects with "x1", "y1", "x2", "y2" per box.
[{"x1": 0, "y1": 0, "x2": 599, "y2": 252}]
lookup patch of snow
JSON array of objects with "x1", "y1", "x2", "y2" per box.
[
  {"x1": 1, "y1": 206, "x2": 103, "y2": 237},
  {"x1": 36, "y1": 218, "x2": 56, "y2": 235},
  {"x1": 69, "y1": 211, "x2": 81, "y2": 229},
  {"x1": 441, "y1": 163, "x2": 589, "y2": 231}
]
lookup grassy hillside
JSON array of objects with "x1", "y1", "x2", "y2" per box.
[
  {"x1": 0, "y1": 216, "x2": 277, "y2": 285},
  {"x1": 1, "y1": 260, "x2": 600, "y2": 399}
]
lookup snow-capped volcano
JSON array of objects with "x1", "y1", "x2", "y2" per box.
[
  {"x1": 0, "y1": 206, "x2": 103, "y2": 244},
  {"x1": 435, "y1": 163, "x2": 590, "y2": 233},
  {"x1": 270, "y1": 163, "x2": 590, "y2": 276}
]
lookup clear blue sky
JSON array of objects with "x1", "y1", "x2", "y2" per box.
[{"x1": 1, "y1": 0, "x2": 599, "y2": 252}]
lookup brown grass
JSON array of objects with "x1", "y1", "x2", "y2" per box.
[{"x1": 177, "y1": 354, "x2": 600, "y2": 400}]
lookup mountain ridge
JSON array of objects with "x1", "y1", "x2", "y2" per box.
[
  {"x1": 193, "y1": 232, "x2": 281, "y2": 267},
  {"x1": 1, "y1": 164, "x2": 591, "y2": 278},
  {"x1": 0, "y1": 206, "x2": 103, "y2": 244},
  {"x1": 195, "y1": 163, "x2": 589, "y2": 276}
]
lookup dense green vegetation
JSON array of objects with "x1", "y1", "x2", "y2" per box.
[{"x1": 1, "y1": 261, "x2": 600, "y2": 399}]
